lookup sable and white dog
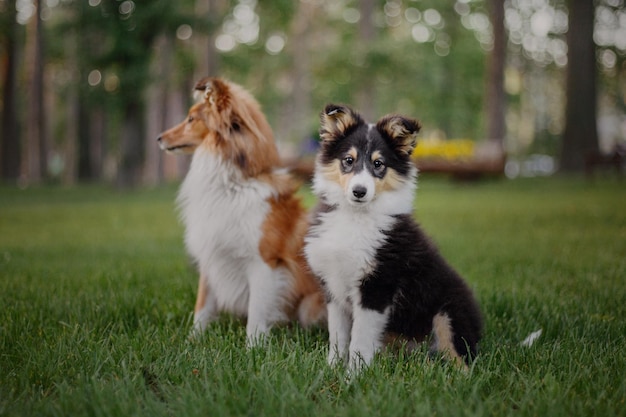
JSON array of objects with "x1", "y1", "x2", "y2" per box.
[
  {"x1": 304, "y1": 104, "x2": 483, "y2": 371},
  {"x1": 157, "y1": 77, "x2": 326, "y2": 344}
]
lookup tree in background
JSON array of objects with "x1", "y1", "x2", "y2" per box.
[
  {"x1": 560, "y1": 0, "x2": 599, "y2": 172},
  {"x1": 356, "y1": 0, "x2": 376, "y2": 120},
  {"x1": 22, "y1": 0, "x2": 47, "y2": 184},
  {"x1": 0, "y1": 0, "x2": 20, "y2": 181},
  {"x1": 104, "y1": 0, "x2": 176, "y2": 188},
  {"x1": 53, "y1": 1, "x2": 107, "y2": 183},
  {"x1": 195, "y1": 0, "x2": 226, "y2": 79},
  {"x1": 2, "y1": 0, "x2": 624, "y2": 185},
  {"x1": 56, "y1": 0, "x2": 198, "y2": 187},
  {"x1": 485, "y1": 0, "x2": 506, "y2": 144},
  {"x1": 143, "y1": 0, "x2": 222, "y2": 185},
  {"x1": 281, "y1": 0, "x2": 313, "y2": 146}
]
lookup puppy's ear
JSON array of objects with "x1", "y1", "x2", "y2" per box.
[
  {"x1": 377, "y1": 115, "x2": 421, "y2": 156},
  {"x1": 319, "y1": 104, "x2": 362, "y2": 142},
  {"x1": 193, "y1": 77, "x2": 228, "y2": 107}
]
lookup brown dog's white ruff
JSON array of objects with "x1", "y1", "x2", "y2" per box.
[{"x1": 157, "y1": 77, "x2": 326, "y2": 343}]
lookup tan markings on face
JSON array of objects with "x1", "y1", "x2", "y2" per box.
[
  {"x1": 337, "y1": 168, "x2": 354, "y2": 196},
  {"x1": 432, "y1": 313, "x2": 466, "y2": 368},
  {"x1": 158, "y1": 103, "x2": 209, "y2": 154},
  {"x1": 346, "y1": 147, "x2": 358, "y2": 161},
  {"x1": 338, "y1": 147, "x2": 359, "y2": 194},
  {"x1": 320, "y1": 159, "x2": 342, "y2": 184},
  {"x1": 320, "y1": 147, "x2": 360, "y2": 195},
  {"x1": 371, "y1": 150, "x2": 407, "y2": 196},
  {"x1": 321, "y1": 159, "x2": 355, "y2": 196},
  {"x1": 374, "y1": 167, "x2": 406, "y2": 195}
]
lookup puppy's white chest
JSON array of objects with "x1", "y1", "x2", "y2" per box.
[{"x1": 306, "y1": 209, "x2": 392, "y2": 307}]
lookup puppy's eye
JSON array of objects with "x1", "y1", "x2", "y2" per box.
[
  {"x1": 373, "y1": 160, "x2": 384, "y2": 170},
  {"x1": 231, "y1": 122, "x2": 240, "y2": 132},
  {"x1": 343, "y1": 156, "x2": 354, "y2": 166},
  {"x1": 188, "y1": 116, "x2": 194, "y2": 123}
]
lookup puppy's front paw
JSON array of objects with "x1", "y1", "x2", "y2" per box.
[
  {"x1": 327, "y1": 347, "x2": 347, "y2": 367},
  {"x1": 348, "y1": 353, "x2": 366, "y2": 375}
]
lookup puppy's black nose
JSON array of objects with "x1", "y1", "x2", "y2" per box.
[
  {"x1": 157, "y1": 136, "x2": 162, "y2": 143},
  {"x1": 352, "y1": 186, "x2": 367, "y2": 199}
]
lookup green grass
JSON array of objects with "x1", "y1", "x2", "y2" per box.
[{"x1": 1, "y1": 177, "x2": 625, "y2": 416}]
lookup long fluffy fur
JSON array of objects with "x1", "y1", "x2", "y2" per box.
[
  {"x1": 157, "y1": 77, "x2": 326, "y2": 344},
  {"x1": 305, "y1": 104, "x2": 482, "y2": 371}
]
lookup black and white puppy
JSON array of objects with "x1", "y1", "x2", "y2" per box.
[{"x1": 304, "y1": 104, "x2": 483, "y2": 371}]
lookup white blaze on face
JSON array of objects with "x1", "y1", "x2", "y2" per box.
[{"x1": 347, "y1": 169, "x2": 376, "y2": 205}]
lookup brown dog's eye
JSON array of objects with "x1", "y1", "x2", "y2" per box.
[
  {"x1": 188, "y1": 116, "x2": 194, "y2": 123},
  {"x1": 232, "y1": 122, "x2": 240, "y2": 132}
]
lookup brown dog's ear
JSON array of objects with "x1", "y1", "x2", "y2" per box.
[
  {"x1": 193, "y1": 77, "x2": 230, "y2": 107},
  {"x1": 377, "y1": 115, "x2": 421, "y2": 156},
  {"x1": 319, "y1": 104, "x2": 363, "y2": 142},
  {"x1": 193, "y1": 77, "x2": 213, "y2": 103}
]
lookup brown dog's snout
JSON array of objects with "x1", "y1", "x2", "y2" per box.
[{"x1": 156, "y1": 136, "x2": 168, "y2": 151}]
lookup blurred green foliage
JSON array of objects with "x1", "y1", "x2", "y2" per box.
[{"x1": 3, "y1": 0, "x2": 625, "y2": 183}]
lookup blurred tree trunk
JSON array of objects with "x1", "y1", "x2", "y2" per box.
[
  {"x1": 144, "y1": 35, "x2": 172, "y2": 186},
  {"x1": 22, "y1": 0, "x2": 47, "y2": 184},
  {"x1": 280, "y1": 0, "x2": 315, "y2": 144},
  {"x1": 485, "y1": 0, "x2": 506, "y2": 144},
  {"x1": 75, "y1": 5, "x2": 98, "y2": 182},
  {"x1": 560, "y1": 0, "x2": 598, "y2": 172},
  {"x1": 77, "y1": 96, "x2": 96, "y2": 180},
  {"x1": 117, "y1": 101, "x2": 145, "y2": 188},
  {"x1": 195, "y1": 0, "x2": 224, "y2": 79},
  {"x1": 1, "y1": 0, "x2": 21, "y2": 181},
  {"x1": 356, "y1": 0, "x2": 375, "y2": 120},
  {"x1": 76, "y1": 101, "x2": 106, "y2": 183},
  {"x1": 70, "y1": 3, "x2": 86, "y2": 182},
  {"x1": 437, "y1": 13, "x2": 458, "y2": 138},
  {"x1": 63, "y1": 89, "x2": 79, "y2": 186}
]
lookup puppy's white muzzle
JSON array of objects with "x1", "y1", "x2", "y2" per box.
[{"x1": 347, "y1": 171, "x2": 375, "y2": 205}]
